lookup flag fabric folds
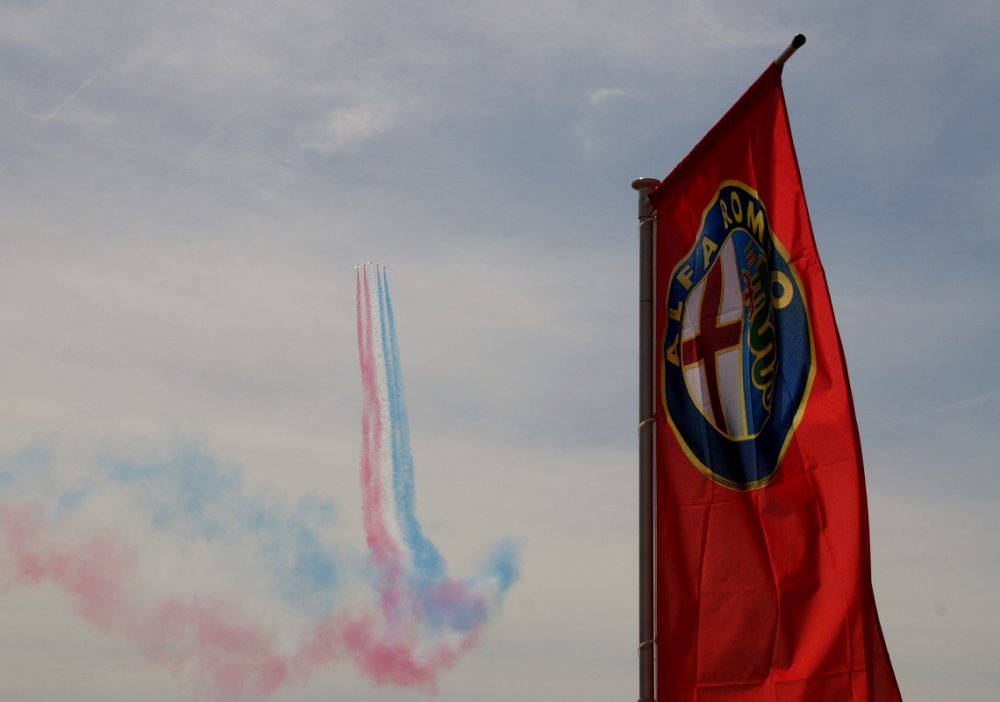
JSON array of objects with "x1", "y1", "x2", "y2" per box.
[{"x1": 650, "y1": 63, "x2": 901, "y2": 701}]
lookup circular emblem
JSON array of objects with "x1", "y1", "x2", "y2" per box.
[{"x1": 662, "y1": 181, "x2": 814, "y2": 489}]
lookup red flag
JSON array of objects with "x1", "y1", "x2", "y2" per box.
[{"x1": 650, "y1": 63, "x2": 901, "y2": 701}]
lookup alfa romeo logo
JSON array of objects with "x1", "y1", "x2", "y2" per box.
[{"x1": 662, "y1": 181, "x2": 814, "y2": 489}]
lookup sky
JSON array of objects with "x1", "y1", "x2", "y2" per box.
[{"x1": 0, "y1": 1, "x2": 998, "y2": 700}]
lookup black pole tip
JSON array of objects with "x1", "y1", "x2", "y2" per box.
[{"x1": 775, "y1": 34, "x2": 807, "y2": 66}]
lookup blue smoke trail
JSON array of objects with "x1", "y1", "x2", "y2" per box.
[
  {"x1": 102, "y1": 436, "x2": 343, "y2": 615},
  {"x1": 376, "y1": 267, "x2": 444, "y2": 580}
]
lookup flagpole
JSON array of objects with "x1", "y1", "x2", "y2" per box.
[
  {"x1": 632, "y1": 176, "x2": 660, "y2": 702},
  {"x1": 774, "y1": 33, "x2": 806, "y2": 66}
]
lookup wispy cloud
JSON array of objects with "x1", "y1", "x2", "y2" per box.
[
  {"x1": 585, "y1": 87, "x2": 642, "y2": 107},
  {"x1": 297, "y1": 95, "x2": 400, "y2": 155}
]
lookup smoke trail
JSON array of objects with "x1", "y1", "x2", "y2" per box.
[
  {"x1": 379, "y1": 267, "x2": 445, "y2": 580},
  {"x1": 355, "y1": 265, "x2": 519, "y2": 655},
  {"x1": 0, "y1": 499, "x2": 293, "y2": 700},
  {"x1": 100, "y1": 437, "x2": 343, "y2": 615},
  {"x1": 0, "y1": 265, "x2": 518, "y2": 700},
  {"x1": 0, "y1": 496, "x2": 473, "y2": 698}
]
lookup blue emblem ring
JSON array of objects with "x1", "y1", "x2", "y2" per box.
[{"x1": 662, "y1": 182, "x2": 814, "y2": 489}]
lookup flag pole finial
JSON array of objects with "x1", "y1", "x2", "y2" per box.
[
  {"x1": 632, "y1": 178, "x2": 660, "y2": 220},
  {"x1": 631, "y1": 177, "x2": 660, "y2": 190},
  {"x1": 774, "y1": 33, "x2": 806, "y2": 66}
]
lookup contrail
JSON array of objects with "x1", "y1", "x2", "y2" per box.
[
  {"x1": 40, "y1": 60, "x2": 107, "y2": 123},
  {"x1": 181, "y1": 105, "x2": 248, "y2": 170}
]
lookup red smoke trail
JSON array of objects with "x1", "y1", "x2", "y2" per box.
[
  {"x1": 356, "y1": 268, "x2": 405, "y2": 618},
  {"x1": 0, "y1": 501, "x2": 291, "y2": 700},
  {"x1": 0, "y1": 500, "x2": 459, "y2": 699}
]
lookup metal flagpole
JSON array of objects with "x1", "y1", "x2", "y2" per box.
[{"x1": 632, "y1": 176, "x2": 660, "y2": 702}]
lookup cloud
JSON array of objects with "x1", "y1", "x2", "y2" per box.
[
  {"x1": 584, "y1": 87, "x2": 641, "y2": 107},
  {"x1": 681, "y1": 0, "x2": 789, "y2": 48},
  {"x1": 297, "y1": 95, "x2": 400, "y2": 155}
]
